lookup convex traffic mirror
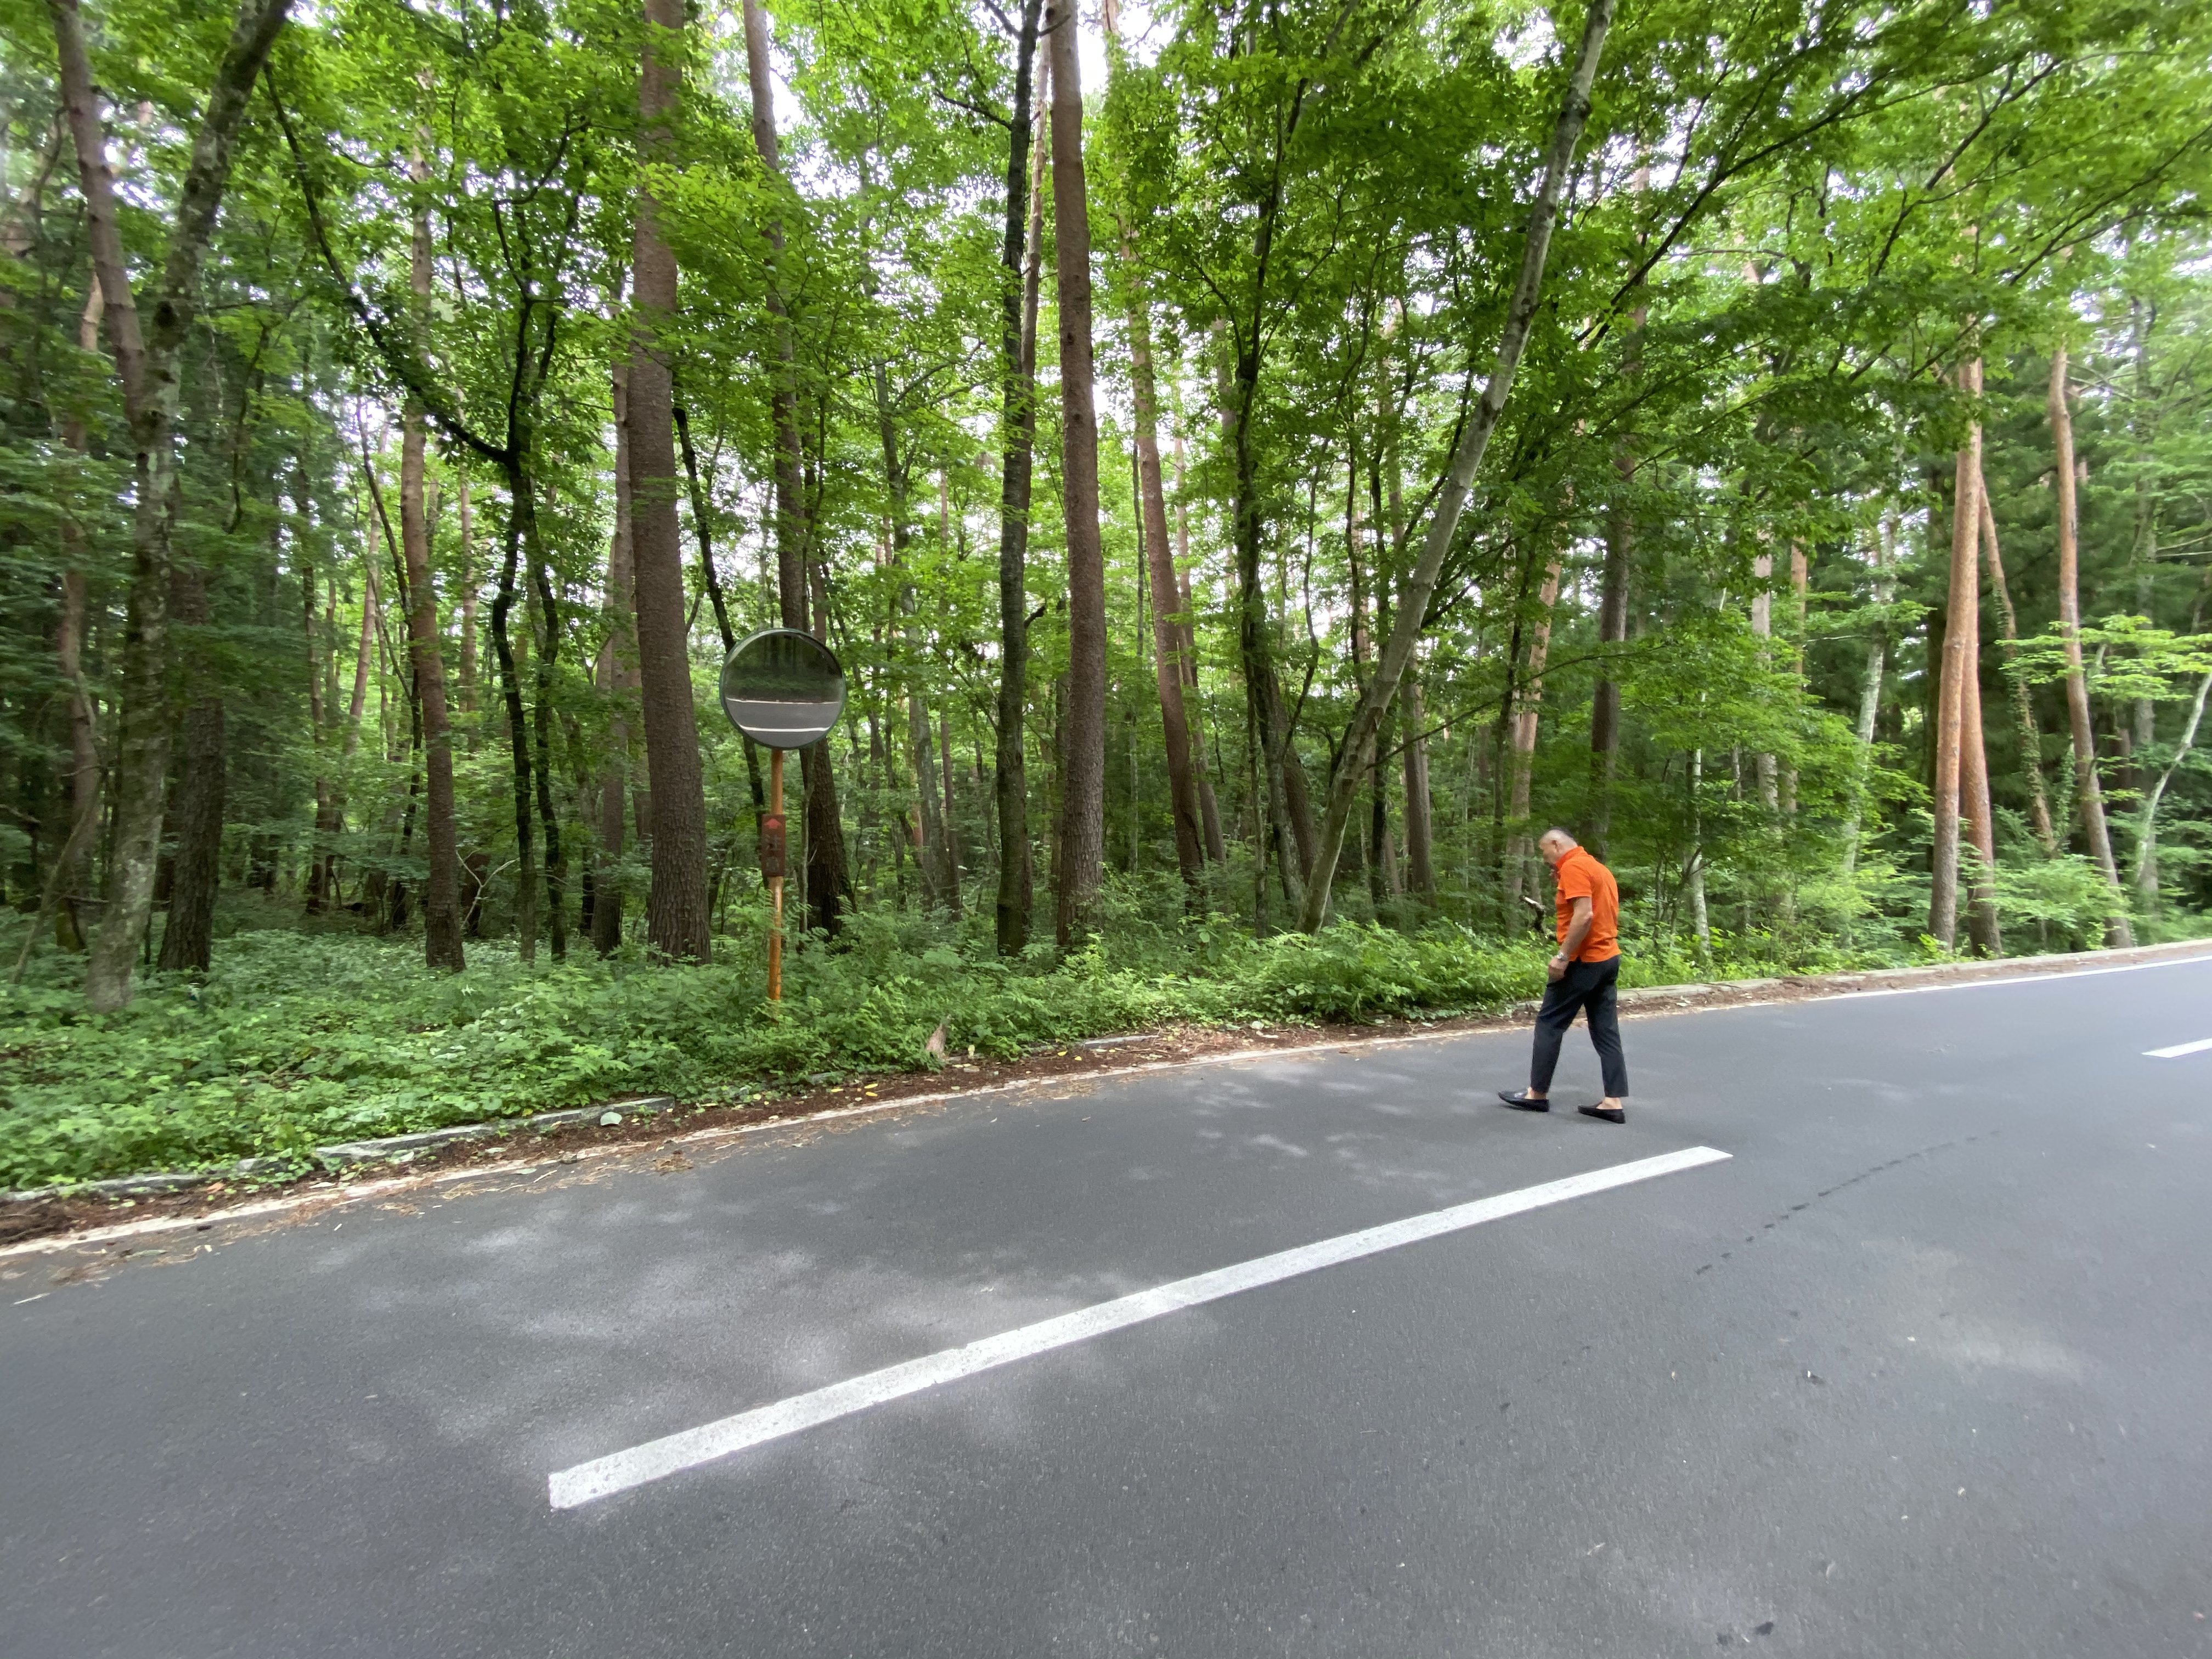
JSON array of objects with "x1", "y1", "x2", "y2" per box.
[{"x1": 719, "y1": 628, "x2": 846, "y2": 750}]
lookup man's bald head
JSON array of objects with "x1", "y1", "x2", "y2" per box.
[{"x1": 1538, "y1": 827, "x2": 1578, "y2": 866}]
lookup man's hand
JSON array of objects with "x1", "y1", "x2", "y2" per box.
[{"x1": 1551, "y1": 895, "x2": 1593, "y2": 982}]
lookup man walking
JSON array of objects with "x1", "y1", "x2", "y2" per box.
[{"x1": 1498, "y1": 827, "x2": 1630, "y2": 1124}]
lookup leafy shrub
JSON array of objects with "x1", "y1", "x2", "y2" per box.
[{"x1": 0, "y1": 893, "x2": 2038, "y2": 1190}]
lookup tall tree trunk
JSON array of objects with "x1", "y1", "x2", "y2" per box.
[
  {"x1": 744, "y1": 0, "x2": 847, "y2": 943},
  {"x1": 2049, "y1": 342, "x2": 2132, "y2": 946},
  {"x1": 988, "y1": 8, "x2": 1046, "y2": 953},
  {"x1": 53, "y1": 279, "x2": 103, "y2": 949},
  {"x1": 1297, "y1": 0, "x2": 1614, "y2": 931},
  {"x1": 1347, "y1": 454, "x2": 1375, "y2": 895},
  {"x1": 1779, "y1": 540, "x2": 1806, "y2": 817},
  {"x1": 1750, "y1": 543, "x2": 1779, "y2": 812},
  {"x1": 1589, "y1": 461, "x2": 1633, "y2": 854},
  {"x1": 940, "y1": 705, "x2": 962, "y2": 909},
  {"x1": 51, "y1": 0, "x2": 291, "y2": 1009},
  {"x1": 1171, "y1": 428, "x2": 1226, "y2": 863},
  {"x1": 674, "y1": 396, "x2": 765, "y2": 840},
  {"x1": 1958, "y1": 586, "x2": 2001, "y2": 956},
  {"x1": 1101, "y1": 10, "x2": 1201, "y2": 895},
  {"x1": 457, "y1": 470, "x2": 477, "y2": 715},
  {"x1": 877, "y1": 366, "x2": 948, "y2": 911},
  {"x1": 1401, "y1": 664, "x2": 1436, "y2": 905},
  {"x1": 629, "y1": 0, "x2": 711, "y2": 960},
  {"x1": 594, "y1": 357, "x2": 640, "y2": 956},
  {"x1": 1588, "y1": 253, "x2": 1643, "y2": 857},
  {"x1": 2136, "y1": 669, "x2": 2210, "y2": 912},
  {"x1": 1504, "y1": 558, "x2": 1562, "y2": 911},
  {"x1": 2128, "y1": 296, "x2": 2159, "y2": 804},
  {"x1": 156, "y1": 560, "x2": 224, "y2": 972},
  {"x1": 345, "y1": 551, "x2": 376, "y2": 757},
  {"x1": 524, "y1": 493, "x2": 567, "y2": 960},
  {"x1": 1048, "y1": 0, "x2": 1105, "y2": 952},
  {"x1": 489, "y1": 497, "x2": 539, "y2": 960},
  {"x1": 297, "y1": 470, "x2": 338, "y2": 913},
  {"x1": 1929, "y1": 361, "x2": 1982, "y2": 949},
  {"x1": 1841, "y1": 514, "x2": 1894, "y2": 883},
  {"x1": 798, "y1": 535, "x2": 849, "y2": 938},
  {"x1": 674, "y1": 402, "x2": 735, "y2": 653},
  {"x1": 1975, "y1": 468, "x2": 2057, "y2": 854},
  {"x1": 1122, "y1": 259, "x2": 1204, "y2": 891},
  {"x1": 1685, "y1": 746, "x2": 1711, "y2": 962},
  {"x1": 402, "y1": 167, "x2": 464, "y2": 969}
]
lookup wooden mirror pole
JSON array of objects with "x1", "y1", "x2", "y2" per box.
[{"x1": 768, "y1": 747, "x2": 785, "y2": 1001}]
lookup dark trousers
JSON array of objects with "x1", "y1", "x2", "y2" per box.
[{"x1": 1531, "y1": 954, "x2": 1628, "y2": 1098}]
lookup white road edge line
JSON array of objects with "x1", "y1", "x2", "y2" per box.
[
  {"x1": 1827, "y1": 954, "x2": 2212, "y2": 1002},
  {"x1": 2144, "y1": 1037, "x2": 2212, "y2": 1059},
  {"x1": 545, "y1": 1144, "x2": 1731, "y2": 1511}
]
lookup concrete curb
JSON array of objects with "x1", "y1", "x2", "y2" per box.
[{"x1": 7, "y1": 938, "x2": 2205, "y2": 1208}]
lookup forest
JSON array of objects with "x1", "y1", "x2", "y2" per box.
[{"x1": 1, "y1": 0, "x2": 2208, "y2": 1190}]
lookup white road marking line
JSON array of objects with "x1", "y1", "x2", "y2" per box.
[
  {"x1": 546, "y1": 1144, "x2": 1731, "y2": 1510},
  {"x1": 2145, "y1": 1037, "x2": 2212, "y2": 1059},
  {"x1": 1829, "y1": 953, "x2": 2212, "y2": 1002}
]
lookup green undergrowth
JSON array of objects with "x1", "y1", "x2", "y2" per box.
[{"x1": 0, "y1": 907, "x2": 1939, "y2": 1192}]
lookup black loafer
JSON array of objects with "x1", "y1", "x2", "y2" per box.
[
  {"x1": 1497, "y1": 1091, "x2": 1550, "y2": 1111},
  {"x1": 1578, "y1": 1104, "x2": 1626, "y2": 1124}
]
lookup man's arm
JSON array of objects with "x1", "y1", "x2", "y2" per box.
[{"x1": 1551, "y1": 896, "x2": 1593, "y2": 979}]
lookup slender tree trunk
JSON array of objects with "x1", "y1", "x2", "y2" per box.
[
  {"x1": 628, "y1": 0, "x2": 712, "y2": 960},
  {"x1": 2128, "y1": 297, "x2": 2159, "y2": 801},
  {"x1": 457, "y1": 470, "x2": 477, "y2": 715},
  {"x1": 521, "y1": 489, "x2": 567, "y2": 960},
  {"x1": 51, "y1": 0, "x2": 291, "y2": 1009},
  {"x1": 297, "y1": 470, "x2": 337, "y2": 913},
  {"x1": 1401, "y1": 664, "x2": 1436, "y2": 904},
  {"x1": 674, "y1": 397, "x2": 764, "y2": 848},
  {"x1": 1504, "y1": 558, "x2": 1561, "y2": 911},
  {"x1": 1976, "y1": 468, "x2": 2057, "y2": 854},
  {"x1": 1929, "y1": 362, "x2": 1982, "y2": 949},
  {"x1": 1347, "y1": 458, "x2": 1375, "y2": 896},
  {"x1": 53, "y1": 280, "x2": 103, "y2": 949},
  {"x1": 1780, "y1": 539, "x2": 1806, "y2": 817},
  {"x1": 940, "y1": 705, "x2": 962, "y2": 911},
  {"x1": 1958, "y1": 589, "x2": 2001, "y2": 956},
  {"x1": 744, "y1": 0, "x2": 847, "y2": 942},
  {"x1": 1122, "y1": 259, "x2": 1204, "y2": 891},
  {"x1": 401, "y1": 171, "x2": 464, "y2": 969},
  {"x1": 2136, "y1": 669, "x2": 2210, "y2": 911},
  {"x1": 1685, "y1": 746, "x2": 1711, "y2": 963},
  {"x1": 594, "y1": 357, "x2": 640, "y2": 956},
  {"x1": 1589, "y1": 461, "x2": 1633, "y2": 853},
  {"x1": 155, "y1": 560, "x2": 224, "y2": 973},
  {"x1": 1171, "y1": 429, "x2": 1226, "y2": 863},
  {"x1": 1841, "y1": 514, "x2": 1894, "y2": 883},
  {"x1": 1048, "y1": 0, "x2": 1105, "y2": 951},
  {"x1": 1750, "y1": 543, "x2": 1778, "y2": 812},
  {"x1": 1589, "y1": 261, "x2": 1643, "y2": 857},
  {"x1": 1297, "y1": 0, "x2": 1613, "y2": 931},
  {"x1": 991, "y1": 8, "x2": 1047, "y2": 953},
  {"x1": 2050, "y1": 342, "x2": 2133, "y2": 946},
  {"x1": 345, "y1": 551, "x2": 375, "y2": 757},
  {"x1": 877, "y1": 366, "x2": 948, "y2": 911},
  {"x1": 490, "y1": 491, "x2": 538, "y2": 960}
]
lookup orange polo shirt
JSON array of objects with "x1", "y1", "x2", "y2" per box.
[{"x1": 1553, "y1": 846, "x2": 1620, "y2": 963}]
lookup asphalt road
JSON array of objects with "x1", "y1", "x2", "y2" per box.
[{"x1": 4, "y1": 957, "x2": 2210, "y2": 1658}]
